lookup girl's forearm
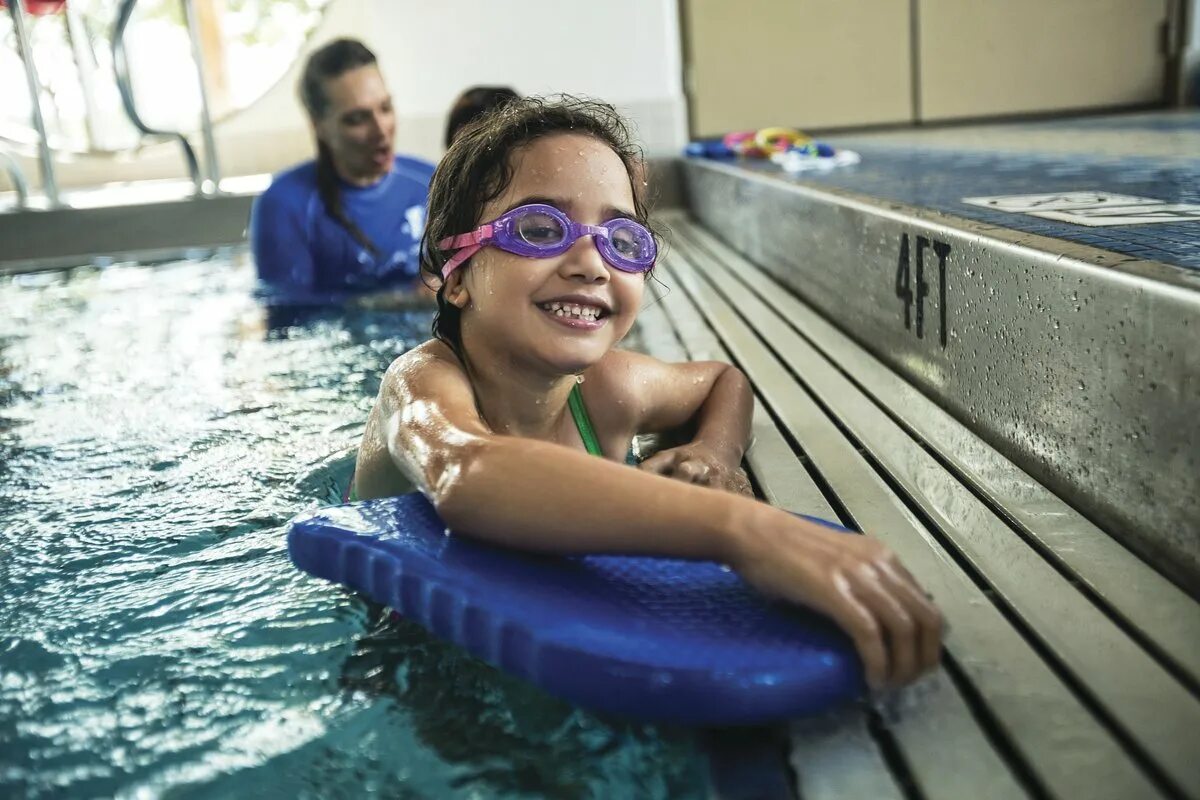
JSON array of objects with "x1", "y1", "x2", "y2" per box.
[
  {"x1": 692, "y1": 366, "x2": 754, "y2": 464},
  {"x1": 431, "y1": 435, "x2": 766, "y2": 562}
]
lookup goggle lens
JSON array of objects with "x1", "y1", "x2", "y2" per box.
[
  {"x1": 515, "y1": 211, "x2": 568, "y2": 249},
  {"x1": 607, "y1": 220, "x2": 655, "y2": 262}
]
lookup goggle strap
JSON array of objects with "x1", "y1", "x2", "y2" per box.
[
  {"x1": 437, "y1": 224, "x2": 493, "y2": 251},
  {"x1": 441, "y1": 245, "x2": 480, "y2": 279},
  {"x1": 437, "y1": 224, "x2": 494, "y2": 279}
]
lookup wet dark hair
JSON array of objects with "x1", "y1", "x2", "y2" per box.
[
  {"x1": 298, "y1": 38, "x2": 380, "y2": 256},
  {"x1": 444, "y1": 86, "x2": 520, "y2": 148},
  {"x1": 421, "y1": 95, "x2": 660, "y2": 360}
]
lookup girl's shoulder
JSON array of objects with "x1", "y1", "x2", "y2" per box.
[
  {"x1": 382, "y1": 340, "x2": 470, "y2": 397},
  {"x1": 586, "y1": 350, "x2": 733, "y2": 436},
  {"x1": 583, "y1": 350, "x2": 670, "y2": 427},
  {"x1": 588, "y1": 349, "x2": 670, "y2": 386},
  {"x1": 395, "y1": 338, "x2": 459, "y2": 366}
]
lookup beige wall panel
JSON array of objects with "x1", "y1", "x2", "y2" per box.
[
  {"x1": 684, "y1": 0, "x2": 913, "y2": 136},
  {"x1": 918, "y1": 0, "x2": 1168, "y2": 121}
]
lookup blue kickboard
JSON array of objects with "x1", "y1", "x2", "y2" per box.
[{"x1": 287, "y1": 492, "x2": 865, "y2": 725}]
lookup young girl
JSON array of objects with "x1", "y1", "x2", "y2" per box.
[{"x1": 353, "y1": 97, "x2": 941, "y2": 691}]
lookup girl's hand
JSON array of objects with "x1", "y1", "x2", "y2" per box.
[
  {"x1": 729, "y1": 506, "x2": 943, "y2": 690},
  {"x1": 638, "y1": 443, "x2": 753, "y2": 496}
]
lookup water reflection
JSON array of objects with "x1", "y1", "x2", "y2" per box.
[{"x1": 0, "y1": 255, "x2": 705, "y2": 798}]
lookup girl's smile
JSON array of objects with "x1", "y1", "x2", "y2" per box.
[{"x1": 535, "y1": 293, "x2": 613, "y2": 329}]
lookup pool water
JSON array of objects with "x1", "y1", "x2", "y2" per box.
[{"x1": 0, "y1": 254, "x2": 707, "y2": 798}]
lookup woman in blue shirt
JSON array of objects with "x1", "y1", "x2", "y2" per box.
[{"x1": 250, "y1": 39, "x2": 434, "y2": 306}]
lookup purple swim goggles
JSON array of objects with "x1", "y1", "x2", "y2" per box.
[{"x1": 437, "y1": 203, "x2": 657, "y2": 279}]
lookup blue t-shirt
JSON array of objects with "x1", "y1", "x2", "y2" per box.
[{"x1": 249, "y1": 154, "x2": 435, "y2": 304}]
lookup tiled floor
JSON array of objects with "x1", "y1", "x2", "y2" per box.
[{"x1": 730, "y1": 111, "x2": 1200, "y2": 271}]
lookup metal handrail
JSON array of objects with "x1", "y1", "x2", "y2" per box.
[
  {"x1": 0, "y1": 148, "x2": 30, "y2": 209},
  {"x1": 111, "y1": 0, "x2": 204, "y2": 196},
  {"x1": 5, "y1": 0, "x2": 59, "y2": 207},
  {"x1": 181, "y1": 0, "x2": 221, "y2": 192}
]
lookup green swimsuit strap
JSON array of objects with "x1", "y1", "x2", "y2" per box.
[{"x1": 567, "y1": 383, "x2": 605, "y2": 457}]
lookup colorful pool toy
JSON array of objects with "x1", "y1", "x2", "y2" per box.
[
  {"x1": 721, "y1": 130, "x2": 767, "y2": 158},
  {"x1": 772, "y1": 142, "x2": 862, "y2": 173},
  {"x1": 689, "y1": 127, "x2": 859, "y2": 172},
  {"x1": 754, "y1": 126, "x2": 811, "y2": 153}
]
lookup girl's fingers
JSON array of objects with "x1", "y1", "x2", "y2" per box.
[
  {"x1": 879, "y1": 563, "x2": 943, "y2": 674},
  {"x1": 638, "y1": 450, "x2": 679, "y2": 475},
  {"x1": 855, "y1": 575, "x2": 919, "y2": 687},
  {"x1": 675, "y1": 459, "x2": 707, "y2": 483},
  {"x1": 638, "y1": 448, "x2": 745, "y2": 491},
  {"x1": 641, "y1": 451, "x2": 716, "y2": 485},
  {"x1": 826, "y1": 592, "x2": 889, "y2": 691}
]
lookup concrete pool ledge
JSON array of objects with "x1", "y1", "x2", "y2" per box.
[
  {"x1": 0, "y1": 178, "x2": 262, "y2": 275},
  {"x1": 683, "y1": 156, "x2": 1200, "y2": 593}
]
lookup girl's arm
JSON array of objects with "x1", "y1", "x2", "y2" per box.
[
  {"x1": 380, "y1": 347, "x2": 942, "y2": 690},
  {"x1": 596, "y1": 351, "x2": 754, "y2": 491}
]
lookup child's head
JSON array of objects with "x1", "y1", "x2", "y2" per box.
[
  {"x1": 422, "y1": 96, "x2": 659, "y2": 373},
  {"x1": 444, "y1": 86, "x2": 520, "y2": 148}
]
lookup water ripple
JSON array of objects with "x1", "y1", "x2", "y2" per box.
[{"x1": 0, "y1": 257, "x2": 705, "y2": 798}]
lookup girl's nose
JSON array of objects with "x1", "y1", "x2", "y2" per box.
[{"x1": 559, "y1": 235, "x2": 609, "y2": 283}]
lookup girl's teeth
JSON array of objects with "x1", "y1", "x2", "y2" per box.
[{"x1": 541, "y1": 302, "x2": 600, "y2": 320}]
